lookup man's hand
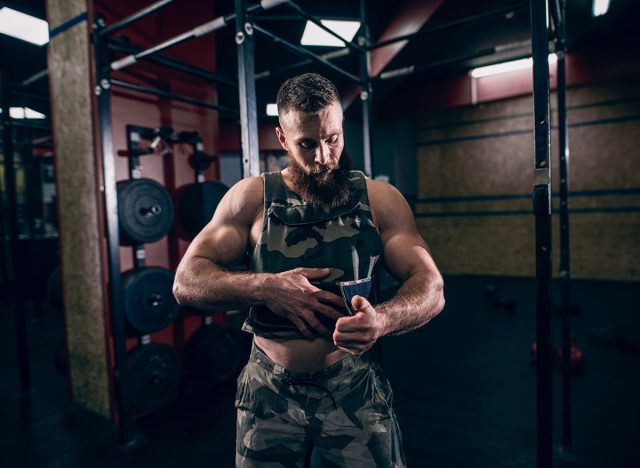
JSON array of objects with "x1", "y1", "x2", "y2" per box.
[
  {"x1": 263, "y1": 267, "x2": 345, "y2": 339},
  {"x1": 333, "y1": 295, "x2": 386, "y2": 355}
]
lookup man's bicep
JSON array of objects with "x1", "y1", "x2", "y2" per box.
[
  {"x1": 187, "y1": 220, "x2": 249, "y2": 267},
  {"x1": 376, "y1": 184, "x2": 438, "y2": 281},
  {"x1": 383, "y1": 230, "x2": 437, "y2": 282}
]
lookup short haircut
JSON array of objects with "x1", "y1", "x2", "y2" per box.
[{"x1": 276, "y1": 73, "x2": 341, "y2": 118}]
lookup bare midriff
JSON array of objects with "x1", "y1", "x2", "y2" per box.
[{"x1": 254, "y1": 335, "x2": 349, "y2": 373}]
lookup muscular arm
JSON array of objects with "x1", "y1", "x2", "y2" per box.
[
  {"x1": 333, "y1": 180, "x2": 445, "y2": 353},
  {"x1": 373, "y1": 180, "x2": 444, "y2": 335},
  {"x1": 173, "y1": 177, "x2": 344, "y2": 338},
  {"x1": 173, "y1": 177, "x2": 265, "y2": 310}
]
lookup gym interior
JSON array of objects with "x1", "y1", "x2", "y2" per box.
[{"x1": 1, "y1": 0, "x2": 638, "y2": 466}]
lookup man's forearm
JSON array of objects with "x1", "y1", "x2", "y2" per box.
[
  {"x1": 377, "y1": 271, "x2": 445, "y2": 336},
  {"x1": 173, "y1": 256, "x2": 273, "y2": 311}
]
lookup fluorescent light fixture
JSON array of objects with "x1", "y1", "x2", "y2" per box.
[
  {"x1": 592, "y1": 0, "x2": 610, "y2": 16},
  {"x1": 266, "y1": 103, "x2": 278, "y2": 116},
  {"x1": 300, "y1": 20, "x2": 360, "y2": 47},
  {"x1": 0, "y1": 7, "x2": 49, "y2": 45},
  {"x1": 470, "y1": 54, "x2": 557, "y2": 78},
  {"x1": 9, "y1": 107, "x2": 46, "y2": 119}
]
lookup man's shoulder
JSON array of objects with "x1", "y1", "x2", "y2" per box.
[
  {"x1": 229, "y1": 175, "x2": 264, "y2": 199},
  {"x1": 223, "y1": 176, "x2": 264, "y2": 218}
]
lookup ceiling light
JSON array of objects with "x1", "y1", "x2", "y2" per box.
[
  {"x1": 0, "y1": 7, "x2": 49, "y2": 45},
  {"x1": 470, "y1": 54, "x2": 557, "y2": 78},
  {"x1": 300, "y1": 20, "x2": 360, "y2": 47},
  {"x1": 266, "y1": 103, "x2": 278, "y2": 116},
  {"x1": 592, "y1": 0, "x2": 610, "y2": 16},
  {"x1": 9, "y1": 107, "x2": 46, "y2": 119}
]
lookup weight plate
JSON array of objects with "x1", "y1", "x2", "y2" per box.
[
  {"x1": 126, "y1": 343, "x2": 182, "y2": 412},
  {"x1": 117, "y1": 178, "x2": 174, "y2": 245},
  {"x1": 186, "y1": 323, "x2": 246, "y2": 385},
  {"x1": 179, "y1": 181, "x2": 228, "y2": 238},
  {"x1": 122, "y1": 267, "x2": 180, "y2": 334}
]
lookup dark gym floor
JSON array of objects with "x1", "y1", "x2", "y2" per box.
[{"x1": 1, "y1": 276, "x2": 639, "y2": 468}]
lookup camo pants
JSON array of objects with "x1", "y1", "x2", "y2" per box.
[{"x1": 235, "y1": 342, "x2": 406, "y2": 467}]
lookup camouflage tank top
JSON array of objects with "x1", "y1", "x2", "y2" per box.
[{"x1": 242, "y1": 170, "x2": 384, "y2": 339}]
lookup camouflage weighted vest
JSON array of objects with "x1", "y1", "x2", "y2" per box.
[{"x1": 242, "y1": 170, "x2": 383, "y2": 339}]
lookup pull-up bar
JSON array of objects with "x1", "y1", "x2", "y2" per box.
[
  {"x1": 99, "y1": 0, "x2": 175, "y2": 37},
  {"x1": 108, "y1": 40, "x2": 238, "y2": 88},
  {"x1": 375, "y1": 40, "x2": 531, "y2": 81},
  {"x1": 110, "y1": 79, "x2": 239, "y2": 116},
  {"x1": 110, "y1": 0, "x2": 290, "y2": 72}
]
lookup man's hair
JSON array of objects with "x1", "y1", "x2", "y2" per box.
[{"x1": 276, "y1": 73, "x2": 341, "y2": 117}]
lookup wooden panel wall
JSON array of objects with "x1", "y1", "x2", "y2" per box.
[{"x1": 415, "y1": 75, "x2": 640, "y2": 281}]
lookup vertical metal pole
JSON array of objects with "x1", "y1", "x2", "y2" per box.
[
  {"x1": 235, "y1": 0, "x2": 260, "y2": 178},
  {"x1": 1, "y1": 73, "x2": 32, "y2": 394},
  {"x1": 93, "y1": 18, "x2": 135, "y2": 446},
  {"x1": 556, "y1": 0, "x2": 572, "y2": 456},
  {"x1": 21, "y1": 126, "x2": 44, "y2": 317},
  {"x1": 530, "y1": 1, "x2": 553, "y2": 467},
  {"x1": 359, "y1": 0, "x2": 374, "y2": 177}
]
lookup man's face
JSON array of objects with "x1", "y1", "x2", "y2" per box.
[{"x1": 276, "y1": 101, "x2": 344, "y2": 176}]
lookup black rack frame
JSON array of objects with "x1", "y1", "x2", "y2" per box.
[
  {"x1": 550, "y1": 0, "x2": 574, "y2": 460},
  {"x1": 89, "y1": 2, "x2": 575, "y2": 464},
  {"x1": 530, "y1": 0, "x2": 553, "y2": 466}
]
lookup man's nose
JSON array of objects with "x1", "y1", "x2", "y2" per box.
[{"x1": 314, "y1": 142, "x2": 332, "y2": 165}]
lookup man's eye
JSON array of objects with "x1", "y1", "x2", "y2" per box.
[
  {"x1": 327, "y1": 135, "x2": 339, "y2": 144},
  {"x1": 300, "y1": 141, "x2": 315, "y2": 149}
]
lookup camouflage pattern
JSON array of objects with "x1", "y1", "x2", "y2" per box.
[
  {"x1": 236, "y1": 343, "x2": 406, "y2": 467},
  {"x1": 243, "y1": 170, "x2": 383, "y2": 339}
]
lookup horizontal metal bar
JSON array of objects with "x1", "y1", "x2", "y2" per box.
[
  {"x1": 374, "y1": 42, "x2": 530, "y2": 81},
  {"x1": 371, "y1": 2, "x2": 529, "y2": 50},
  {"x1": 108, "y1": 41, "x2": 237, "y2": 87},
  {"x1": 255, "y1": 48, "x2": 350, "y2": 80},
  {"x1": 378, "y1": 65, "x2": 415, "y2": 80},
  {"x1": 22, "y1": 69, "x2": 48, "y2": 87},
  {"x1": 252, "y1": 23, "x2": 361, "y2": 83},
  {"x1": 282, "y1": 1, "x2": 365, "y2": 53},
  {"x1": 109, "y1": 79, "x2": 239, "y2": 115},
  {"x1": 4, "y1": 120, "x2": 51, "y2": 130},
  {"x1": 99, "y1": 0, "x2": 175, "y2": 37},
  {"x1": 110, "y1": 16, "x2": 228, "y2": 71},
  {"x1": 110, "y1": 0, "x2": 288, "y2": 72}
]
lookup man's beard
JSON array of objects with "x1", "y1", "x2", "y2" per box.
[{"x1": 287, "y1": 151, "x2": 352, "y2": 209}]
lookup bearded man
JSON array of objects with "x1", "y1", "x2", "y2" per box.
[{"x1": 173, "y1": 73, "x2": 445, "y2": 467}]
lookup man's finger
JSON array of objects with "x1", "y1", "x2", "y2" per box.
[
  {"x1": 295, "y1": 267, "x2": 331, "y2": 280},
  {"x1": 351, "y1": 294, "x2": 372, "y2": 312},
  {"x1": 314, "y1": 290, "x2": 346, "y2": 310},
  {"x1": 289, "y1": 316, "x2": 314, "y2": 340},
  {"x1": 335, "y1": 311, "x2": 370, "y2": 330},
  {"x1": 300, "y1": 311, "x2": 331, "y2": 337}
]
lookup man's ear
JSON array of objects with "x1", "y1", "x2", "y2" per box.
[{"x1": 275, "y1": 127, "x2": 288, "y2": 151}]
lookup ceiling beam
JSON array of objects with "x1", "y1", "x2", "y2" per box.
[{"x1": 342, "y1": 0, "x2": 444, "y2": 110}]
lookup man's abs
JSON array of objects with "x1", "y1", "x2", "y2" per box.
[{"x1": 254, "y1": 335, "x2": 349, "y2": 373}]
